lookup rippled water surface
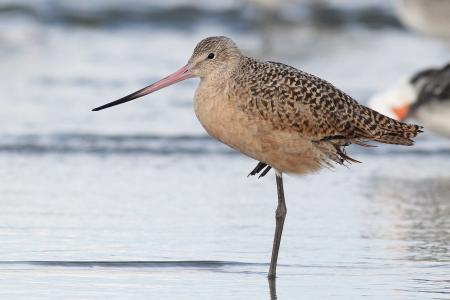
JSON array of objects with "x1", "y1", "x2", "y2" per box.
[{"x1": 0, "y1": 0, "x2": 449, "y2": 299}]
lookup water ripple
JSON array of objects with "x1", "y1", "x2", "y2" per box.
[
  {"x1": 0, "y1": 133, "x2": 233, "y2": 156},
  {"x1": 0, "y1": 133, "x2": 449, "y2": 157},
  {"x1": 0, "y1": 260, "x2": 266, "y2": 268}
]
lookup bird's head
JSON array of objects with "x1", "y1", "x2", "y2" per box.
[
  {"x1": 368, "y1": 65, "x2": 447, "y2": 121},
  {"x1": 187, "y1": 36, "x2": 242, "y2": 79},
  {"x1": 92, "y1": 36, "x2": 241, "y2": 112}
]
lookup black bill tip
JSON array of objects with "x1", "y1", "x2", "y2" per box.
[
  {"x1": 91, "y1": 97, "x2": 130, "y2": 111},
  {"x1": 91, "y1": 88, "x2": 146, "y2": 112},
  {"x1": 92, "y1": 105, "x2": 108, "y2": 112},
  {"x1": 92, "y1": 105, "x2": 112, "y2": 112}
]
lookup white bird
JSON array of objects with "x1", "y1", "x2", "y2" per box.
[
  {"x1": 397, "y1": 0, "x2": 450, "y2": 39},
  {"x1": 369, "y1": 63, "x2": 450, "y2": 138}
]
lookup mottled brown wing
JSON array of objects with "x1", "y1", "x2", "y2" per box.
[{"x1": 240, "y1": 60, "x2": 422, "y2": 145}]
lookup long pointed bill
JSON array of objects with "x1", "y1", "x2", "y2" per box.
[{"x1": 92, "y1": 65, "x2": 193, "y2": 111}]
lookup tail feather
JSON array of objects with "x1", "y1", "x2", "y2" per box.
[
  {"x1": 357, "y1": 106, "x2": 423, "y2": 146},
  {"x1": 371, "y1": 134, "x2": 415, "y2": 146},
  {"x1": 315, "y1": 104, "x2": 423, "y2": 168}
]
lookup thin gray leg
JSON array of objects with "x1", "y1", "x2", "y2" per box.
[
  {"x1": 268, "y1": 173, "x2": 287, "y2": 279},
  {"x1": 268, "y1": 276, "x2": 277, "y2": 299}
]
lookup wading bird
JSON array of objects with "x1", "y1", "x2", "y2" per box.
[{"x1": 93, "y1": 36, "x2": 422, "y2": 278}]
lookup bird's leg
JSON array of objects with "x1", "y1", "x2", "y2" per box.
[
  {"x1": 248, "y1": 162, "x2": 272, "y2": 178},
  {"x1": 268, "y1": 172, "x2": 287, "y2": 279},
  {"x1": 248, "y1": 162, "x2": 267, "y2": 177},
  {"x1": 268, "y1": 276, "x2": 277, "y2": 300},
  {"x1": 259, "y1": 165, "x2": 272, "y2": 178}
]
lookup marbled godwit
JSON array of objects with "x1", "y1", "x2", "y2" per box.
[
  {"x1": 93, "y1": 36, "x2": 422, "y2": 278},
  {"x1": 369, "y1": 63, "x2": 450, "y2": 138}
]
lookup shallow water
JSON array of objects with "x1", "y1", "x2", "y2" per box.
[
  {"x1": 1, "y1": 151, "x2": 449, "y2": 299},
  {"x1": 0, "y1": 0, "x2": 449, "y2": 299}
]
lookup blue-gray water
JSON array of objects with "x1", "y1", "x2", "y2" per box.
[{"x1": 0, "y1": 0, "x2": 449, "y2": 299}]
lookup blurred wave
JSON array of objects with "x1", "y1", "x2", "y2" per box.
[
  {"x1": 0, "y1": 0, "x2": 402, "y2": 29},
  {"x1": 0, "y1": 133, "x2": 232, "y2": 155},
  {"x1": 0, "y1": 133, "x2": 449, "y2": 156}
]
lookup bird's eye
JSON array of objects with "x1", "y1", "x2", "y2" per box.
[{"x1": 207, "y1": 53, "x2": 215, "y2": 59}]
